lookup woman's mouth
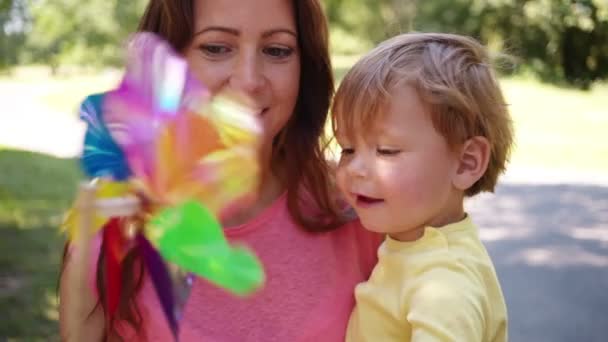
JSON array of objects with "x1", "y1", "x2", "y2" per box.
[{"x1": 257, "y1": 108, "x2": 269, "y2": 117}]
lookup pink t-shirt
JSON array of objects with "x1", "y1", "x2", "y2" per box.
[{"x1": 118, "y1": 192, "x2": 381, "y2": 341}]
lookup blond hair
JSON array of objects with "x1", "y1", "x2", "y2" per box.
[{"x1": 332, "y1": 32, "x2": 514, "y2": 196}]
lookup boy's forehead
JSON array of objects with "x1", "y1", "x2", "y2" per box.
[
  {"x1": 334, "y1": 83, "x2": 424, "y2": 140},
  {"x1": 336, "y1": 110, "x2": 395, "y2": 142}
]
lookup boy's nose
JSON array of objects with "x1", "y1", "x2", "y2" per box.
[{"x1": 347, "y1": 154, "x2": 369, "y2": 179}]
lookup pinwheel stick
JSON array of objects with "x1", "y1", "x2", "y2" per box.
[
  {"x1": 95, "y1": 195, "x2": 141, "y2": 217},
  {"x1": 62, "y1": 182, "x2": 104, "y2": 341}
]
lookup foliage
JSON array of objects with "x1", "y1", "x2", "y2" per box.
[
  {"x1": 0, "y1": 0, "x2": 27, "y2": 69},
  {"x1": 327, "y1": 0, "x2": 608, "y2": 88},
  {"x1": 1, "y1": 0, "x2": 607, "y2": 86},
  {"x1": 23, "y1": 0, "x2": 146, "y2": 71}
]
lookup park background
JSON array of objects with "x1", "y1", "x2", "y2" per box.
[{"x1": 1, "y1": 0, "x2": 607, "y2": 341}]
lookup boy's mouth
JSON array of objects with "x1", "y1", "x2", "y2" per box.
[{"x1": 355, "y1": 194, "x2": 384, "y2": 207}]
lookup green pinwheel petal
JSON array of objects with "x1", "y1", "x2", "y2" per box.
[{"x1": 147, "y1": 200, "x2": 264, "y2": 295}]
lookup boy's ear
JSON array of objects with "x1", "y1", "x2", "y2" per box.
[{"x1": 452, "y1": 136, "x2": 491, "y2": 191}]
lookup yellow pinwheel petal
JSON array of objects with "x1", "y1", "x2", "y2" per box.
[{"x1": 60, "y1": 179, "x2": 132, "y2": 241}]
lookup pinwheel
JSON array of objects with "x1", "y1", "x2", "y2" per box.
[{"x1": 61, "y1": 32, "x2": 265, "y2": 339}]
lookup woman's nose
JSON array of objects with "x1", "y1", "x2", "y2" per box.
[{"x1": 229, "y1": 51, "x2": 265, "y2": 95}]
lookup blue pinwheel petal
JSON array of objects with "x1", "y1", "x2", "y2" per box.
[{"x1": 79, "y1": 93, "x2": 131, "y2": 181}]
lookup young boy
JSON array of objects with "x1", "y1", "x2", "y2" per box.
[{"x1": 332, "y1": 33, "x2": 512, "y2": 341}]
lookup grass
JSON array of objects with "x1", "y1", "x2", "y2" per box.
[
  {"x1": 0, "y1": 63, "x2": 607, "y2": 339},
  {"x1": 0, "y1": 65, "x2": 121, "y2": 115},
  {"x1": 501, "y1": 78, "x2": 608, "y2": 173},
  {"x1": 0, "y1": 150, "x2": 81, "y2": 340}
]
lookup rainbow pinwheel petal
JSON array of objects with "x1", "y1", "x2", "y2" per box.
[
  {"x1": 63, "y1": 33, "x2": 266, "y2": 337},
  {"x1": 188, "y1": 148, "x2": 259, "y2": 216},
  {"x1": 189, "y1": 91, "x2": 262, "y2": 147},
  {"x1": 103, "y1": 33, "x2": 262, "y2": 214},
  {"x1": 147, "y1": 200, "x2": 265, "y2": 295},
  {"x1": 61, "y1": 179, "x2": 132, "y2": 241},
  {"x1": 80, "y1": 93, "x2": 131, "y2": 181},
  {"x1": 137, "y1": 234, "x2": 193, "y2": 339}
]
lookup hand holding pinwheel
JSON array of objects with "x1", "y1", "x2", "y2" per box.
[{"x1": 61, "y1": 33, "x2": 265, "y2": 339}]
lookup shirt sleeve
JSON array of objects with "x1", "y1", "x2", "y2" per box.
[{"x1": 406, "y1": 267, "x2": 486, "y2": 342}]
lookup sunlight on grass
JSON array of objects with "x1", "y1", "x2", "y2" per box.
[
  {"x1": 45, "y1": 290, "x2": 60, "y2": 321},
  {"x1": 0, "y1": 65, "x2": 121, "y2": 116},
  {"x1": 502, "y1": 79, "x2": 608, "y2": 173},
  {"x1": 332, "y1": 54, "x2": 364, "y2": 70}
]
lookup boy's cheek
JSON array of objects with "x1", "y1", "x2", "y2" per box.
[{"x1": 335, "y1": 167, "x2": 348, "y2": 192}]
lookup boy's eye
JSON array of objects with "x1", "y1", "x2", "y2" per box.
[
  {"x1": 340, "y1": 148, "x2": 355, "y2": 156},
  {"x1": 263, "y1": 46, "x2": 294, "y2": 58},
  {"x1": 376, "y1": 148, "x2": 401, "y2": 156}
]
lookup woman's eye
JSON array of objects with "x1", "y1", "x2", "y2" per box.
[
  {"x1": 263, "y1": 46, "x2": 294, "y2": 59},
  {"x1": 199, "y1": 44, "x2": 232, "y2": 56},
  {"x1": 377, "y1": 148, "x2": 401, "y2": 156}
]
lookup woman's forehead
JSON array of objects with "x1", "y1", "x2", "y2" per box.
[{"x1": 193, "y1": 0, "x2": 297, "y2": 32}]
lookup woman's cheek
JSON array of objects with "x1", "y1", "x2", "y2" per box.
[{"x1": 185, "y1": 55, "x2": 231, "y2": 92}]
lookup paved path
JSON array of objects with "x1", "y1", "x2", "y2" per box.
[{"x1": 467, "y1": 182, "x2": 608, "y2": 342}]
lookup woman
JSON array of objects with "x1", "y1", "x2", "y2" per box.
[{"x1": 59, "y1": 0, "x2": 381, "y2": 341}]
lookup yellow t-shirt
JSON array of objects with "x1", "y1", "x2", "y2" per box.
[{"x1": 346, "y1": 216, "x2": 507, "y2": 342}]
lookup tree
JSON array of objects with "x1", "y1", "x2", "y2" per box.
[
  {"x1": 332, "y1": 0, "x2": 608, "y2": 88},
  {"x1": 327, "y1": 0, "x2": 417, "y2": 44},
  {"x1": 24, "y1": 0, "x2": 146, "y2": 71},
  {"x1": 0, "y1": 0, "x2": 28, "y2": 69}
]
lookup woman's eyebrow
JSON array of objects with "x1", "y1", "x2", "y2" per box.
[
  {"x1": 262, "y1": 28, "x2": 297, "y2": 38},
  {"x1": 193, "y1": 26, "x2": 297, "y2": 39},
  {"x1": 194, "y1": 26, "x2": 240, "y2": 37}
]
